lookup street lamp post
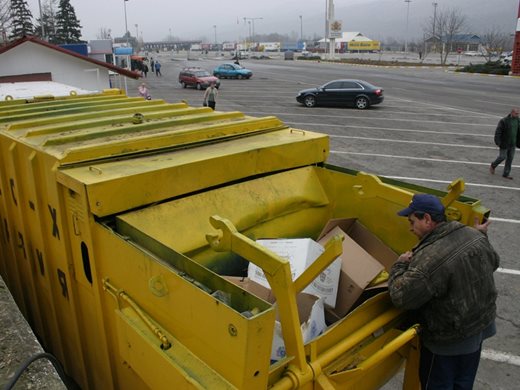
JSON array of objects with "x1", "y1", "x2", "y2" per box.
[
  {"x1": 213, "y1": 25, "x2": 217, "y2": 45},
  {"x1": 432, "y1": 2, "x2": 438, "y2": 52},
  {"x1": 123, "y1": 0, "x2": 129, "y2": 45},
  {"x1": 404, "y1": 0, "x2": 411, "y2": 55},
  {"x1": 244, "y1": 17, "x2": 263, "y2": 44},
  {"x1": 299, "y1": 15, "x2": 303, "y2": 42},
  {"x1": 37, "y1": 0, "x2": 44, "y2": 38}
]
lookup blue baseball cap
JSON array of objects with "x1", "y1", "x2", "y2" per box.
[{"x1": 397, "y1": 194, "x2": 445, "y2": 217}]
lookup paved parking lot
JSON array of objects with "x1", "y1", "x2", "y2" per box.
[{"x1": 127, "y1": 53, "x2": 520, "y2": 389}]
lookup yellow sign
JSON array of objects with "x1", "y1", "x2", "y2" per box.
[{"x1": 348, "y1": 41, "x2": 380, "y2": 51}]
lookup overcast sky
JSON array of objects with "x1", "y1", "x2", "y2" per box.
[{"x1": 26, "y1": 0, "x2": 519, "y2": 43}]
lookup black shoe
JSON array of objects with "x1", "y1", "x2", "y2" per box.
[
  {"x1": 489, "y1": 164, "x2": 495, "y2": 174},
  {"x1": 503, "y1": 175, "x2": 513, "y2": 180}
]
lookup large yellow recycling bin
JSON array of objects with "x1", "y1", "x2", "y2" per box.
[{"x1": 0, "y1": 90, "x2": 489, "y2": 389}]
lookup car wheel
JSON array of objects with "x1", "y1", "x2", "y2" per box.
[
  {"x1": 237, "y1": 74, "x2": 243, "y2": 80},
  {"x1": 303, "y1": 95, "x2": 316, "y2": 107},
  {"x1": 196, "y1": 83, "x2": 202, "y2": 90},
  {"x1": 181, "y1": 82, "x2": 187, "y2": 88},
  {"x1": 355, "y1": 96, "x2": 369, "y2": 109}
]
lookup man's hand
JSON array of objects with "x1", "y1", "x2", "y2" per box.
[
  {"x1": 474, "y1": 217, "x2": 491, "y2": 234},
  {"x1": 398, "y1": 251, "x2": 413, "y2": 263}
]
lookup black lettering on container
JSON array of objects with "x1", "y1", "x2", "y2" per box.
[{"x1": 48, "y1": 205, "x2": 60, "y2": 240}]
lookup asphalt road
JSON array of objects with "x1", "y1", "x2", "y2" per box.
[{"x1": 127, "y1": 53, "x2": 520, "y2": 390}]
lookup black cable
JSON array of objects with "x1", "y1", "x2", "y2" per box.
[{"x1": 3, "y1": 352, "x2": 75, "y2": 390}]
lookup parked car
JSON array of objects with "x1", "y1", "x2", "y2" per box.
[
  {"x1": 298, "y1": 52, "x2": 322, "y2": 60},
  {"x1": 178, "y1": 67, "x2": 220, "y2": 89},
  {"x1": 296, "y1": 79, "x2": 384, "y2": 109},
  {"x1": 213, "y1": 63, "x2": 253, "y2": 79}
]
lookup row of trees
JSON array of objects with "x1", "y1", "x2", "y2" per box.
[
  {"x1": 414, "y1": 7, "x2": 511, "y2": 65},
  {"x1": 1, "y1": 0, "x2": 82, "y2": 44}
]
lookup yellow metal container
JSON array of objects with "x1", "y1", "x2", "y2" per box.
[{"x1": 0, "y1": 90, "x2": 489, "y2": 389}]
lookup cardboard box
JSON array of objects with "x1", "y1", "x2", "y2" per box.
[
  {"x1": 318, "y1": 219, "x2": 398, "y2": 320},
  {"x1": 225, "y1": 276, "x2": 326, "y2": 361},
  {"x1": 248, "y1": 238, "x2": 342, "y2": 308}
]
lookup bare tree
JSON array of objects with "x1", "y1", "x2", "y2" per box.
[
  {"x1": 424, "y1": 7, "x2": 467, "y2": 65},
  {"x1": 0, "y1": 0, "x2": 10, "y2": 41},
  {"x1": 480, "y1": 26, "x2": 510, "y2": 62},
  {"x1": 97, "y1": 27, "x2": 112, "y2": 40}
]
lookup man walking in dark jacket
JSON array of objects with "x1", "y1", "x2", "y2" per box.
[
  {"x1": 490, "y1": 108, "x2": 519, "y2": 179},
  {"x1": 389, "y1": 194, "x2": 499, "y2": 390}
]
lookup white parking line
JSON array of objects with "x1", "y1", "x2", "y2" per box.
[
  {"x1": 330, "y1": 135, "x2": 495, "y2": 149},
  {"x1": 291, "y1": 123, "x2": 493, "y2": 137},
  {"x1": 388, "y1": 95, "x2": 502, "y2": 119},
  {"x1": 497, "y1": 268, "x2": 520, "y2": 275},
  {"x1": 331, "y1": 151, "x2": 516, "y2": 167},
  {"x1": 380, "y1": 175, "x2": 520, "y2": 191},
  {"x1": 240, "y1": 110, "x2": 497, "y2": 126},
  {"x1": 482, "y1": 349, "x2": 520, "y2": 366}
]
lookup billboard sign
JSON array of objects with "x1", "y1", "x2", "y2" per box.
[{"x1": 347, "y1": 41, "x2": 381, "y2": 51}]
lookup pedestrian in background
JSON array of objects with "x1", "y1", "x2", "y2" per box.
[
  {"x1": 142, "y1": 63, "x2": 149, "y2": 78},
  {"x1": 154, "y1": 61, "x2": 162, "y2": 76},
  {"x1": 388, "y1": 194, "x2": 499, "y2": 390},
  {"x1": 203, "y1": 82, "x2": 218, "y2": 110},
  {"x1": 490, "y1": 108, "x2": 519, "y2": 179}
]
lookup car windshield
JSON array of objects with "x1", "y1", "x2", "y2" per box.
[
  {"x1": 232, "y1": 64, "x2": 244, "y2": 69},
  {"x1": 194, "y1": 71, "x2": 211, "y2": 77}
]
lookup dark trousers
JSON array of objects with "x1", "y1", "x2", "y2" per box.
[
  {"x1": 491, "y1": 146, "x2": 515, "y2": 177},
  {"x1": 419, "y1": 345, "x2": 481, "y2": 390},
  {"x1": 208, "y1": 101, "x2": 216, "y2": 110}
]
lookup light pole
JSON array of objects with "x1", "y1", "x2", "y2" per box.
[
  {"x1": 135, "y1": 24, "x2": 138, "y2": 39},
  {"x1": 404, "y1": 0, "x2": 411, "y2": 55},
  {"x1": 244, "y1": 17, "x2": 263, "y2": 44},
  {"x1": 299, "y1": 15, "x2": 303, "y2": 42},
  {"x1": 213, "y1": 25, "x2": 217, "y2": 45},
  {"x1": 37, "y1": 0, "x2": 44, "y2": 38},
  {"x1": 432, "y1": 2, "x2": 438, "y2": 52},
  {"x1": 123, "y1": 0, "x2": 129, "y2": 45}
]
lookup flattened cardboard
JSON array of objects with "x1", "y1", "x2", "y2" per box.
[
  {"x1": 318, "y1": 219, "x2": 398, "y2": 319},
  {"x1": 319, "y1": 218, "x2": 398, "y2": 271}
]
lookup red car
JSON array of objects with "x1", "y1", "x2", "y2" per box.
[{"x1": 178, "y1": 67, "x2": 220, "y2": 89}]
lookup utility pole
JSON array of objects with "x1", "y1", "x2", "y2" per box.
[
  {"x1": 37, "y1": 0, "x2": 44, "y2": 38},
  {"x1": 404, "y1": 0, "x2": 411, "y2": 55},
  {"x1": 432, "y1": 2, "x2": 438, "y2": 52},
  {"x1": 123, "y1": 0, "x2": 129, "y2": 45},
  {"x1": 244, "y1": 17, "x2": 263, "y2": 51},
  {"x1": 299, "y1": 15, "x2": 303, "y2": 42}
]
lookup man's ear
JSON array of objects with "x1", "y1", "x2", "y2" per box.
[{"x1": 424, "y1": 213, "x2": 433, "y2": 224}]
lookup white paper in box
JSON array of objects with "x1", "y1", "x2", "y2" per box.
[
  {"x1": 224, "y1": 276, "x2": 327, "y2": 362},
  {"x1": 248, "y1": 238, "x2": 342, "y2": 308},
  {"x1": 271, "y1": 295, "x2": 326, "y2": 361}
]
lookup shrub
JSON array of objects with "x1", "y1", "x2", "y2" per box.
[{"x1": 457, "y1": 61, "x2": 511, "y2": 75}]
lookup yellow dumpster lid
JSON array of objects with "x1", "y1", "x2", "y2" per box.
[
  {"x1": 0, "y1": 89, "x2": 307, "y2": 165},
  {"x1": 0, "y1": 90, "x2": 330, "y2": 216}
]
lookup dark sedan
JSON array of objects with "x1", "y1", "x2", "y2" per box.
[{"x1": 296, "y1": 79, "x2": 384, "y2": 109}]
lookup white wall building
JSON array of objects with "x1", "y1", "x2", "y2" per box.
[{"x1": 0, "y1": 36, "x2": 139, "y2": 92}]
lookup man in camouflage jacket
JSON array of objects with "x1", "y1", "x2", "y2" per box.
[{"x1": 389, "y1": 194, "x2": 499, "y2": 390}]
